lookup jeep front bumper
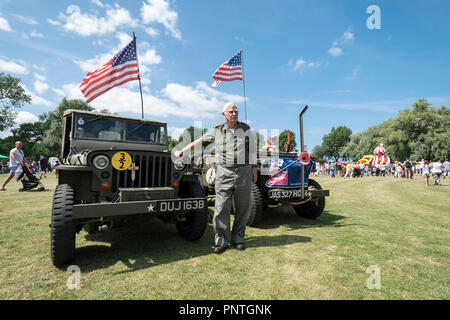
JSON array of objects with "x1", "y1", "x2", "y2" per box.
[{"x1": 72, "y1": 197, "x2": 206, "y2": 219}]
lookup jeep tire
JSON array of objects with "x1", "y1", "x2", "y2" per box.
[
  {"x1": 51, "y1": 184, "x2": 76, "y2": 266},
  {"x1": 246, "y1": 184, "x2": 263, "y2": 227},
  {"x1": 293, "y1": 179, "x2": 325, "y2": 219},
  {"x1": 176, "y1": 181, "x2": 208, "y2": 241}
]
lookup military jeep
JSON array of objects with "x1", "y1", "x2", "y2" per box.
[
  {"x1": 50, "y1": 109, "x2": 207, "y2": 266},
  {"x1": 199, "y1": 105, "x2": 329, "y2": 227}
]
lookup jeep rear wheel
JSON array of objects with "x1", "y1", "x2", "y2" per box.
[
  {"x1": 176, "y1": 181, "x2": 208, "y2": 241},
  {"x1": 51, "y1": 184, "x2": 76, "y2": 266},
  {"x1": 246, "y1": 184, "x2": 263, "y2": 227},
  {"x1": 293, "y1": 179, "x2": 325, "y2": 219}
]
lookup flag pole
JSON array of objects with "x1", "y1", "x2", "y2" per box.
[
  {"x1": 240, "y1": 48, "x2": 248, "y2": 123},
  {"x1": 133, "y1": 32, "x2": 145, "y2": 119}
]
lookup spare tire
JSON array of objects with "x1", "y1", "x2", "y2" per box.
[{"x1": 246, "y1": 184, "x2": 263, "y2": 227}]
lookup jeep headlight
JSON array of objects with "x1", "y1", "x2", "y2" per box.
[
  {"x1": 93, "y1": 155, "x2": 110, "y2": 170},
  {"x1": 173, "y1": 158, "x2": 185, "y2": 171}
]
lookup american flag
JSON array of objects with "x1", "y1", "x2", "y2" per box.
[
  {"x1": 211, "y1": 50, "x2": 243, "y2": 87},
  {"x1": 80, "y1": 39, "x2": 140, "y2": 103}
]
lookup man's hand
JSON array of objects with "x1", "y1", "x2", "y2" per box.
[
  {"x1": 173, "y1": 150, "x2": 184, "y2": 158},
  {"x1": 252, "y1": 167, "x2": 258, "y2": 184}
]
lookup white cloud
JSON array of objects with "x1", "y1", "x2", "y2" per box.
[
  {"x1": 33, "y1": 65, "x2": 46, "y2": 72},
  {"x1": 13, "y1": 14, "x2": 38, "y2": 25},
  {"x1": 345, "y1": 66, "x2": 360, "y2": 80},
  {"x1": 140, "y1": 0, "x2": 181, "y2": 40},
  {"x1": 73, "y1": 33, "x2": 135, "y2": 72},
  {"x1": 0, "y1": 57, "x2": 28, "y2": 74},
  {"x1": 55, "y1": 5, "x2": 137, "y2": 36},
  {"x1": 139, "y1": 48, "x2": 162, "y2": 65},
  {"x1": 0, "y1": 15, "x2": 12, "y2": 32},
  {"x1": 307, "y1": 62, "x2": 321, "y2": 67},
  {"x1": 34, "y1": 72, "x2": 46, "y2": 81},
  {"x1": 0, "y1": 111, "x2": 40, "y2": 137},
  {"x1": 16, "y1": 111, "x2": 39, "y2": 124},
  {"x1": 343, "y1": 31, "x2": 355, "y2": 42},
  {"x1": 290, "y1": 58, "x2": 321, "y2": 70},
  {"x1": 328, "y1": 47, "x2": 343, "y2": 57},
  {"x1": 143, "y1": 26, "x2": 159, "y2": 37},
  {"x1": 21, "y1": 84, "x2": 53, "y2": 107},
  {"x1": 30, "y1": 30, "x2": 45, "y2": 38},
  {"x1": 34, "y1": 80, "x2": 49, "y2": 94},
  {"x1": 328, "y1": 29, "x2": 354, "y2": 57},
  {"x1": 90, "y1": 0, "x2": 104, "y2": 8},
  {"x1": 168, "y1": 127, "x2": 186, "y2": 139},
  {"x1": 46, "y1": 18, "x2": 61, "y2": 26}
]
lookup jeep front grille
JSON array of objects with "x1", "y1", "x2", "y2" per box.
[{"x1": 111, "y1": 153, "x2": 171, "y2": 193}]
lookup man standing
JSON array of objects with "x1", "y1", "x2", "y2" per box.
[
  {"x1": 38, "y1": 155, "x2": 48, "y2": 179},
  {"x1": 174, "y1": 102, "x2": 257, "y2": 254},
  {"x1": 404, "y1": 158, "x2": 412, "y2": 179},
  {"x1": 0, "y1": 141, "x2": 25, "y2": 191},
  {"x1": 430, "y1": 159, "x2": 444, "y2": 186}
]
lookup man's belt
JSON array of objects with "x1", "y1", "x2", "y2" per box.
[{"x1": 219, "y1": 164, "x2": 250, "y2": 168}]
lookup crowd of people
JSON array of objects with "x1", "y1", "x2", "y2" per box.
[
  {"x1": 312, "y1": 158, "x2": 450, "y2": 186},
  {"x1": 1, "y1": 141, "x2": 60, "y2": 191},
  {"x1": 1, "y1": 155, "x2": 55, "y2": 178}
]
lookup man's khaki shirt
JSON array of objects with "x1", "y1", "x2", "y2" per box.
[{"x1": 200, "y1": 121, "x2": 257, "y2": 167}]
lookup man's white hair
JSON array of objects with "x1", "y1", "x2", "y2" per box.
[{"x1": 222, "y1": 102, "x2": 238, "y2": 113}]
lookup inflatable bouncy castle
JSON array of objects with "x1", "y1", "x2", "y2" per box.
[
  {"x1": 371, "y1": 143, "x2": 390, "y2": 166},
  {"x1": 358, "y1": 155, "x2": 373, "y2": 164}
]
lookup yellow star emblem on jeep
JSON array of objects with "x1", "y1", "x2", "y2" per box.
[{"x1": 111, "y1": 151, "x2": 132, "y2": 171}]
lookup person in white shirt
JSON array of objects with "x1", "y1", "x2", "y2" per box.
[
  {"x1": 430, "y1": 158, "x2": 444, "y2": 186},
  {"x1": 418, "y1": 159, "x2": 424, "y2": 175},
  {"x1": 443, "y1": 158, "x2": 450, "y2": 179},
  {"x1": 1, "y1": 141, "x2": 25, "y2": 191}
]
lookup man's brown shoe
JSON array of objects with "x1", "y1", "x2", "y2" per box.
[
  {"x1": 234, "y1": 243, "x2": 246, "y2": 250},
  {"x1": 213, "y1": 246, "x2": 227, "y2": 254}
]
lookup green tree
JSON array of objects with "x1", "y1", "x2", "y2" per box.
[
  {"x1": 98, "y1": 108, "x2": 118, "y2": 115},
  {"x1": 342, "y1": 98, "x2": 449, "y2": 162},
  {"x1": 311, "y1": 144, "x2": 326, "y2": 160},
  {"x1": 0, "y1": 73, "x2": 32, "y2": 131},
  {"x1": 321, "y1": 126, "x2": 352, "y2": 160},
  {"x1": 168, "y1": 136, "x2": 179, "y2": 151}
]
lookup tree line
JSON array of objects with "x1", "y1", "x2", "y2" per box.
[{"x1": 311, "y1": 98, "x2": 449, "y2": 162}]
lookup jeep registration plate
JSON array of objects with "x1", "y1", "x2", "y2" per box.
[
  {"x1": 147, "y1": 199, "x2": 206, "y2": 213},
  {"x1": 269, "y1": 189, "x2": 312, "y2": 199}
]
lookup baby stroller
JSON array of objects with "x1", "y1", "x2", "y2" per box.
[
  {"x1": 15, "y1": 165, "x2": 45, "y2": 192},
  {"x1": 353, "y1": 166, "x2": 362, "y2": 178}
]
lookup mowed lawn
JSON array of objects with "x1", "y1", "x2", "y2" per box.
[{"x1": 0, "y1": 173, "x2": 448, "y2": 299}]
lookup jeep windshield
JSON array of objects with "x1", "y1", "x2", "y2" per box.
[{"x1": 74, "y1": 114, "x2": 166, "y2": 144}]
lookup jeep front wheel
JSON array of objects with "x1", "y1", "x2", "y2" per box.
[
  {"x1": 51, "y1": 184, "x2": 76, "y2": 266},
  {"x1": 176, "y1": 181, "x2": 208, "y2": 241},
  {"x1": 293, "y1": 179, "x2": 325, "y2": 219}
]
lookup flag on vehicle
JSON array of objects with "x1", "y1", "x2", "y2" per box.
[
  {"x1": 211, "y1": 50, "x2": 243, "y2": 87},
  {"x1": 80, "y1": 39, "x2": 140, "y2": 103}
]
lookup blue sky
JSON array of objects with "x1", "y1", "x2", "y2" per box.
[{"x1": 1, "y1": 0, "x2": 449, "y2": 150}]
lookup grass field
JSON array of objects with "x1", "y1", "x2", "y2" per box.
[{"x1": 0, "y1": 173, "x2": 448, "y2": 299}]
